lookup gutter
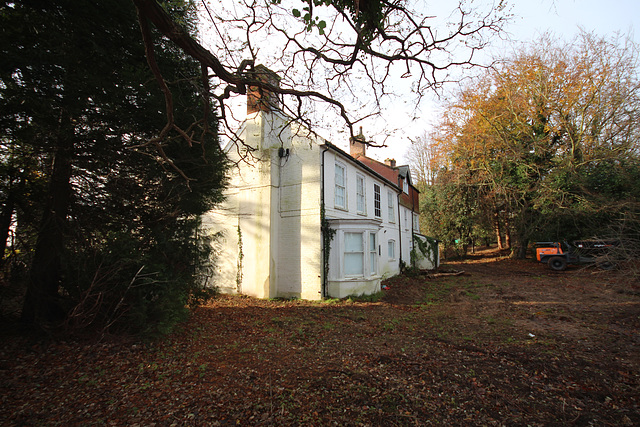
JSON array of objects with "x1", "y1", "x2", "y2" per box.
[{"x1": 397, "y1": 192, "x2": 403, "y2": 271}]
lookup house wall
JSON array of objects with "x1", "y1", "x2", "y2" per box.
[
  {"x1": 204, "y1": 103, "x2": 426, "y2": 300},
  {"x1": 203, "y1": 111, "x2": 323, "y2": 300},
  {"x1": 322, "y1": 150, "x2": 402, "y2": 298},
  {"x1": 275, "y1": 123, "x2": 323, "y2": 300}
]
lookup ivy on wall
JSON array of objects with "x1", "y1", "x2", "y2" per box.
[
  {"x1": 411, "y1": 234, "x2": 438, "y2": 269},
  {"x1": 321, "y1": 204, "x2": 336, "y2": 286},
  {"x1": 236, "y1": 225, "x2": 244, "y2": 293}
]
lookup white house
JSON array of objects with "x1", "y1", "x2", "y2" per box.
[{"x1": 202, "y1": 66, "x2": 438, "y2": 300}]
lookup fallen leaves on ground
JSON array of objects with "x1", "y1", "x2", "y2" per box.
[{"x1": 1, "y1": 249, "x2": 639, "y2": 425}]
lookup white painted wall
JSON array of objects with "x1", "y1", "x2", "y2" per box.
[
  {"x1": 322, "y1": 150, "x2": 403, "y2": 298},
  {"x1": 204, "y1": 108, "x2": 423, "y2": 300},
  {"x1": 203, "y1": 111, "x2": 323, "y2": 299}
]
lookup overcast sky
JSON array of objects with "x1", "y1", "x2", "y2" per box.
[{"x1": 365, "y1": 0, "x2": 640, "y2": 165}]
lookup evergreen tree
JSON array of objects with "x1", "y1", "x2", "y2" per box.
[{"x1": 0, "y1": 0, "x2": 227, "y2": 333}]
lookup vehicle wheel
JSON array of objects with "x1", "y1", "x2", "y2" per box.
[{"x1": 548, "y1": 256, "x2": 567, "y2": 271}]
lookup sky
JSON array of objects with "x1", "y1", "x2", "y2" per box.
[
  {"x1": 364, "y1": 0, "x2": 640, "y2": 165},
  {"x1": 199, "y1": 0, "x2": 640, "y2": 166}
]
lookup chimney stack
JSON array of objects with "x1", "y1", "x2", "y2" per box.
[
  {"x1": 247, "y1": 64, "x2": 281, "y2": 114},
  {"x1": 385, "y1": 158, "x2": 396, "y2": 168},
  {"x1": 349, "y1": 126, "x2": 366, "y2": 158}
]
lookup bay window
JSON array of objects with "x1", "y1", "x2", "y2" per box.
[
  {"x1": 369, "y1": 232, "x2": 377, "y2": 274},
  {"x1": 344, "y1": 232, "x2": 364, "y2": 276}
]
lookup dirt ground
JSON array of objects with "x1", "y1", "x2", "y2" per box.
[{"x1": 1, "y1": 248, "x2": 639, "y2": 425}]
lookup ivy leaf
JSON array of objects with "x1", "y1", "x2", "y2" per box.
[{"x1": 292, "y1": 8, "x2": 301, "y2": 18}]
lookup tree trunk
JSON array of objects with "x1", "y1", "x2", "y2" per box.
[
  {"x1": 0, "y1": 193, "x2": 15, "y2": 263},
  {"x1": 494, "y1": 207, "x2": 503, "y2": 250},
  {"x1": 504, "y1": 215, "x2": 512, "y2": 249},
  {"x1": 21, "y1": 138, "x2": 73, "y2": 325}
]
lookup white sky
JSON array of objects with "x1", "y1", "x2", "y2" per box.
[
  {"x1": 200, "y1": 0, "x2": 640, "y2": 166},
  {"x1": 367, "y1": 0, "x2": 640, "y2": 165}
]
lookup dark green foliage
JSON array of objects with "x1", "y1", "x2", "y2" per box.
[
  {"x1": 290, "y1": 0, "x2": 385, "y2": 42},
  {"x1": 1, "y1": 0, "x2": 227, "y2": 334}
]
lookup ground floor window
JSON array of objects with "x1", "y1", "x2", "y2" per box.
[
  {"x1": 369, "y1": 232, "x2": 377, "y2": 274},
  {"x1": 344, "y1": 232, "x2": 364, "y2": 276},
  {"x1": 388, "y1": 240, "x2": 396, "y2": 260},
  {"x1": 327, "y1": 218, "x2": 382, "y2": 280}
]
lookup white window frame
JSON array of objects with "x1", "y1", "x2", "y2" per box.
[
  {"x1": 373, "y1": 184, "x2": 381, "y2": 218},
  {"x1": 388, "y1": 240, "x2": 396, "y2": 260},
  {"x1": 369, "y1": 232, "x2": 377, "y2": 275},
  {"x1": 334, "y1": 161, "x2": 347, "y2": 210},
  {"x1": 356, "y1": 174, "x2": 366, "y2": 215},
  {"x1": 413, "y1": 213, "x2": 420, "y2": 232},
  {"x1": 344, "y1": 232, "x2": 364, "y2": 276},
  {"x1": 387, "y1": 190, "x2": 395, "y2": 223},
  {"x1": 403, "y1": 178, "x2": 409, "y2": 194}
]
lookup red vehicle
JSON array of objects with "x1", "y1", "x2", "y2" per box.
[{"x1": 535, "y1": 240, "x2": 618, "y2": 271}]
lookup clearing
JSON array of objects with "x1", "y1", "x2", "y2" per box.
[{"x1": 1, "y1": 248, "x2": 639, "y2": 425}]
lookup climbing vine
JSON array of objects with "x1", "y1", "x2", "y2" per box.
[
  {"x1": 321, "y1": 203, "x2": 335, "y2": 283},
  {"x1": 411, "y1": 234, "x2": 438, "y2": 269},
  {"x1": 236, "y1": 225, "x2": 243, "y2": 293}
]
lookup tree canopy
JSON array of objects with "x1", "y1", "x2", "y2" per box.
[
  {"x1": 1, "y1": 0, "x2": 227, "y2": 333},
  {"x1": 415, "y1": 31, "x2": 640, "y2": 257},
  {"x1": 134, "y1": 0, "x2": 510, "y2": 146}
]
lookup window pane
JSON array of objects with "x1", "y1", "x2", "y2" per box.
[
  {"x1": 345, "y1": 232, "x2": 364, "y2": 276},
  {"x1": 374, "y1": 184, "x2": 381, "y2": 217},
  {"x1": 345, "y1": 253, "x2": 364, "y2": 275},
  {"x1": 345, "y1": 232, "x2": 363, "y2": 252},
  {"x1": 388, "y1": 240, "x2": 395, "y2": 259},
  {"x1": 335, "y1": 164, "x2": 344, "y2": 186},
  {"x1": 335, "y1": 163, "x2": 346, "y2": 208},
  {"x1": 369, "y1": 233, "x2": 377, "y2": 274},
  {"x1": 387, "y1": 191, "x2": 395, "y2": 222},
  {"x1": 357, "y1": 175, "x2": 365, "y2": 213},
  {"x1": 335, "y1": 187, "x2": 345, "y2": 207}
]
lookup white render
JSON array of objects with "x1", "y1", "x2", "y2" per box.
[{"x1": 203, "y1": 101, "x2": 435, "y2": 300}]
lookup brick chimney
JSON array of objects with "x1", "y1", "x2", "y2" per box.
[
  {"x1": 384, "y1": 158, "x2": 396, "y2": 168},
  {"x1": 349, "y1": 126, "x2": 366, "y2": 158},
  {"x1": 247, "y1": 64, "x2": 281, "y2": 114}
]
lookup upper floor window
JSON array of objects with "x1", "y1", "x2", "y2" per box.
[
  {"x1": 356, "y1": 174, "x2": 366, "y2": 214},
  {"x1": 403, "y1": 178, "x2": 409, "y2": 194},
  {"x1": 387, "y1": 190, "x2": 395, "y2": 223},
  {"x1": 335, "y1": 162, "x2": 346, "y2": 209},
  {"x1": 373, "y1": 184, "x2": 381, "y2": 217}
]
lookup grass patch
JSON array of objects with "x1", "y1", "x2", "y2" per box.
[{"x1": 347, "y1": 291, "x2": 385, "y2": 303}]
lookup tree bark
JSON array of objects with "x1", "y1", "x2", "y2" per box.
[
  {"x1": 504, "y1": 214, "x2": 512, "y2": 249},
  {"x1": 0, "y1": 193, "x2": 15, "y2": 263},
  {"x1": 494, "y1": 207, "x2": 503, "y2": 250},
  {"x1": 21, "y1": 135, "x2": 73, "y2": 325}
]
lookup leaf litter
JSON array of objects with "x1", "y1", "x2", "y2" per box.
[{"x1": 1, "y1": 249, "x2": 639, "y2": 425}]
